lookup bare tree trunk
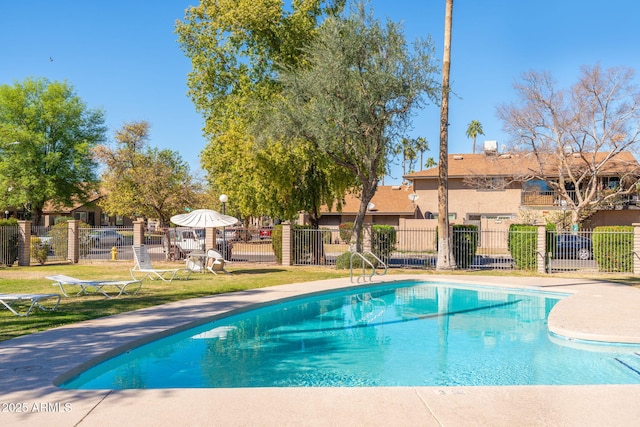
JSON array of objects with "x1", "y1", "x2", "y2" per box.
[{"x1": 436, "y1": 0, "x2": 456, "y2": 271}]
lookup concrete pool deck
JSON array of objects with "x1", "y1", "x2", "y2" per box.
[{"x1": 1, "y1": 274, "x2": 640, "y2": 426}]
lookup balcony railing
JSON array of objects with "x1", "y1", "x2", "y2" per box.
[
  {"x1": 520, "y1": 190, "x2": 576, "y2": 206},
  {"x1": 521, "y1": 190, "x2": 639, "y2": 207}
]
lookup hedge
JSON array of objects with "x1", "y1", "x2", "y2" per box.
[
  {"x1": 271, "y1": 224, "x2": 283, "y2": 264},
  {"x1": 508, "y1": 224, "x2": 537, "y2": 270},
  {"x1": 335, "y1": 251, "x2": 378, "y2": 270},
  {"x1": 452, "y1": 224, "x2": 478, "y2": 268},
  {"x1": 371, "y1": 224, "x2": 396, "y2": 263},
  {"x1": 593, "y1": 226, "x2": 633, "y2": 272}
]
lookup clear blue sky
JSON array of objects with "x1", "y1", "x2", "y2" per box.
[{"x1": 2, "y1": 1, "x2": 639, "y2": 184}]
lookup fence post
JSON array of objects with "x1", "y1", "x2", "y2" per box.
[
  {"x1": 537, "y1": 224, "x2": 547, "y2": 274},
  {"x1": 67, "y1": 220, "x2": 79, "y2": 263},
  {"x1": 281, "y1": 222, "x2": 292, "y2": 266},
  {"x1": 17, "y1": 220, "x2": 31, "y2": 266},
  {"x1": 133, "y1": 220, "x2": 145, "y2": 247},
  {"x1": 634, "y1": 223, "x2": 640, "y2": 275}
]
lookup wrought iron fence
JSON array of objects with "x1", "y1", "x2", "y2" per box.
[
  {"x1": 78, "y1": 226, "x2": 134, "y2": 261},
  {"x1": 548, "y1": 229, "x2": 633, "y2": 274},
  {"x1": 290, "y1": 226, "x2": 637, "y2": 274},
  {"x1": 291, "y1": 227, "x2": 350, "y2": 266},
  {"x1": 31, "y1": 225, "x2": 67, "y2": 263},
  {"x1": 0, "y1": 225, "x2": 19, "y2": 266},
  {"x1": 228, "y1": 239, "x2": 277, "y2": 263},
  {"x1": 10, "y1": 222, "x2": 637, "y2": 274}
]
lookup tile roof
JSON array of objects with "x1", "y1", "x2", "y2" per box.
[
  {"x1": 321, "y1": 185, "x2": 417, "y2": 215},
  {"x1": 405, "y1": 151, "x2": 639, "y2": 179}
]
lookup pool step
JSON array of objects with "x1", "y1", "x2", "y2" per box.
[{"x1": 614, "y1": 352, "x2": 640, "y2": 377}]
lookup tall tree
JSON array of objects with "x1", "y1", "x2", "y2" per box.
[
  {"x1": 264, "y1": 3, "x2": 439, "y2": 251},
  {"x1": 397, "y1": 137, "x2": 429, "y2": 176},
  {"x1": 176, "y1": 0, "x2": 346, "y2": 223},
  {"x1": 497, "y1": 64, "x2": 640, "y2": 224},
  {"x1": 436, "y1": 0, "x2": 456, "y2": 270},
  {"x1": 465, "y1": 120, "x2": 484, "y2": 154},
  {"x1": 0, "y1": 77, "x2": 106, "y2": 224},
  {"x1": 94, "y1": 121, "x2": 200, "y2": 227}
]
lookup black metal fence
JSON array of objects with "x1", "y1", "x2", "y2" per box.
[
  {"x1": 0, "y1": 225, "x2": 19, "y2": 266},
  {"x1": 290, "y1": 226, "x2": 637, "y2": 274},
  {"x1": 2, "y1": 222, "x2": 635, "y2": 275}
]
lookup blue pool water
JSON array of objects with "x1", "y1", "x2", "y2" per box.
[{"x1": 60, "y1": 281, "x2": 640, "y2": 389}]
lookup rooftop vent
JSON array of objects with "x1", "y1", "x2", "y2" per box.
[
  {"x1": 453, "y1": 155, "x2": 464, "y2": 160},
  {"x1": 483, "y1": 140, "x2": 498, "y2": 155}
]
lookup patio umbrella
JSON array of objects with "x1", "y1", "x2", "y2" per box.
[{"x1": 170, "y1": 209, "x2": 238, "y2": 228}]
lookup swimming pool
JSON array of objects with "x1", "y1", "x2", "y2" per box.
[{"x1": 60, "y1": 280, "x2": 640, "y2": 389}]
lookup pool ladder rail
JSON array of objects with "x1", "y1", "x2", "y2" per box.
[{"x1": 349, "y1": 250, "x2": 388, "y2": 283}]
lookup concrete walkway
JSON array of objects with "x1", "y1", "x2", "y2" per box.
[{"x1": 1, "y1": 274, "x2": 640, "y2": 426}]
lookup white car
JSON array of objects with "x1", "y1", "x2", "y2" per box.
[{"x1": 88, "y1": 229, "x2": 125, "y2": 247}]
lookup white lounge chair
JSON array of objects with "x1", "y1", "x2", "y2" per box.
[
  {"x1": 46, "y1": 274, "x2": 142, "y2": 298},
  {"x1": 131, "y1": 244, "x2": 191, "y2": 282},
  {"x1": 206, "y1": 249, "x2": 229, "y2": 274},
  {"x1": 0, "y1": 293, "x2": 61, "y2": 316}
]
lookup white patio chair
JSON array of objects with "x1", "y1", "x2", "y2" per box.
[
  {"x1": 205, "y1": 249, "x2": 230, "y2": 274},
  {"x1": 131, "y1": 245, "x2": 191, "y2": 282}
]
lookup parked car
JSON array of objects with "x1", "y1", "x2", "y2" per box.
[
  {"x1": 224, "y1": 227, "x2": 252, "y2": 242},
  {"x1": 88, "y1": 229, "x2": 125, "y2": 247},
  {"x1": 164, "y1": 228, "x2": 232, "y2": 260},
  {"x1": 163, "y1": 228, "x2": 205, "y2": 259},
  {"x1": 554, "y1": 234, "x2": 592, "y2": 260},
  {"x1": 259, "y1": 227, "x2": 273, "y2": 240}
]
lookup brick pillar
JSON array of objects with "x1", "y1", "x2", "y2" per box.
[
  {"x1": 537, "y1": 224, "x2": 547, "y2": 274},
  {"x1": 634, "y1": 223, "x2": 640, "y2": 275},
  {"x1": 205, "y1": 227, "x2": 215, "y2": 251},
  {"x1": 67, "y1": 220, "x2": 79, "y2": 263},
  {"x1": 17, "y1": 220, "x2": 31, "y2": 266},
  {"x1": 133, "y1": 220, "x2": 145, "y2": 247},
  {"x1": 281, "y1": 222, "x2": 292, "y2": 265}
]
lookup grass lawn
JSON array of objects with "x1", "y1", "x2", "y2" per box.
[
  {"x1": 1, "y1": 261, "x2": 639, "y2": 343},
  {"x1": 0, "y1": 261, "x2": 355, "y2": 342}
]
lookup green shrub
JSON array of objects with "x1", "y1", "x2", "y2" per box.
[
  {"x1": 321, "y1": 227, "x2": 332, "y2": 244},
  {"x1": 30, "y1": 236, "x2": 49, "y2": 265},
  {"x1": 452, "y1": 224, "x2": 478, "y2": 268},
  {"x1": 508, "y1": 224, "x2": 537, "y2": 270},
  {"x1": 545, "y1": 222, "x2": 556, "y2": 256},
  {"x1": 371, "y1": 224, "x2": 396, "y2": 262},
  {"x1": 593, "y1": 226, "x2": 633, "y2": 272},
  {"x1": 45, "y1": 219, "x2": 92, "y2": 258},
  {"x1": 0, "y1": 219, "x2": 19, "y2": 266},
  {"x1": 339, "y1": 222, "x2": 354, "y2": 243},
  {"x1": 271, "y1": 225, "x2": 283, "y2": 264},
  {"x1": 292, "y1": 225, "x2": 329, "y2": 264},
  {"x1": 335, "y1": 251, "x2": 378, "y2": 270}
]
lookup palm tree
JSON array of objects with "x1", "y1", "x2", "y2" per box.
[
  {"x1": 436, "y1": 0, "x2": 456, "y2": 271},
  {"x1": 465, "y1": 120, "x2": 484, "y2": 154}
]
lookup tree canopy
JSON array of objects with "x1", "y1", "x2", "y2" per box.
[
  {"x1": 94, "y1": 121, "x2": 200, "y2": 227},
  {"x1": 264, "y1": 4, "x2": 440, "y2": 250},
  {"x1": 465, "y1": 120, "x2": 484, "y2": 154},
  {"x1": 0, "y1": 77, "x2": 106, "y2": 224},
  {"x1": 498, "y1": 64, "x2": 640, "y2": 224},
  {"x1": 176, "y1": 0, "x2": 347, "y2": 223}
]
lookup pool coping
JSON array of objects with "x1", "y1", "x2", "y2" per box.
[{"x1": 1, "y1": 274, "x2": 640, "y2": 426}]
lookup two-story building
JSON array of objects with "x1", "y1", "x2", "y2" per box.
[
  {"x1": 405, "y1": 149, "x2": 640, "y2": 229},
  {"x1": 314, "y1": 148, "x2": 640, "y2": 231}
]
